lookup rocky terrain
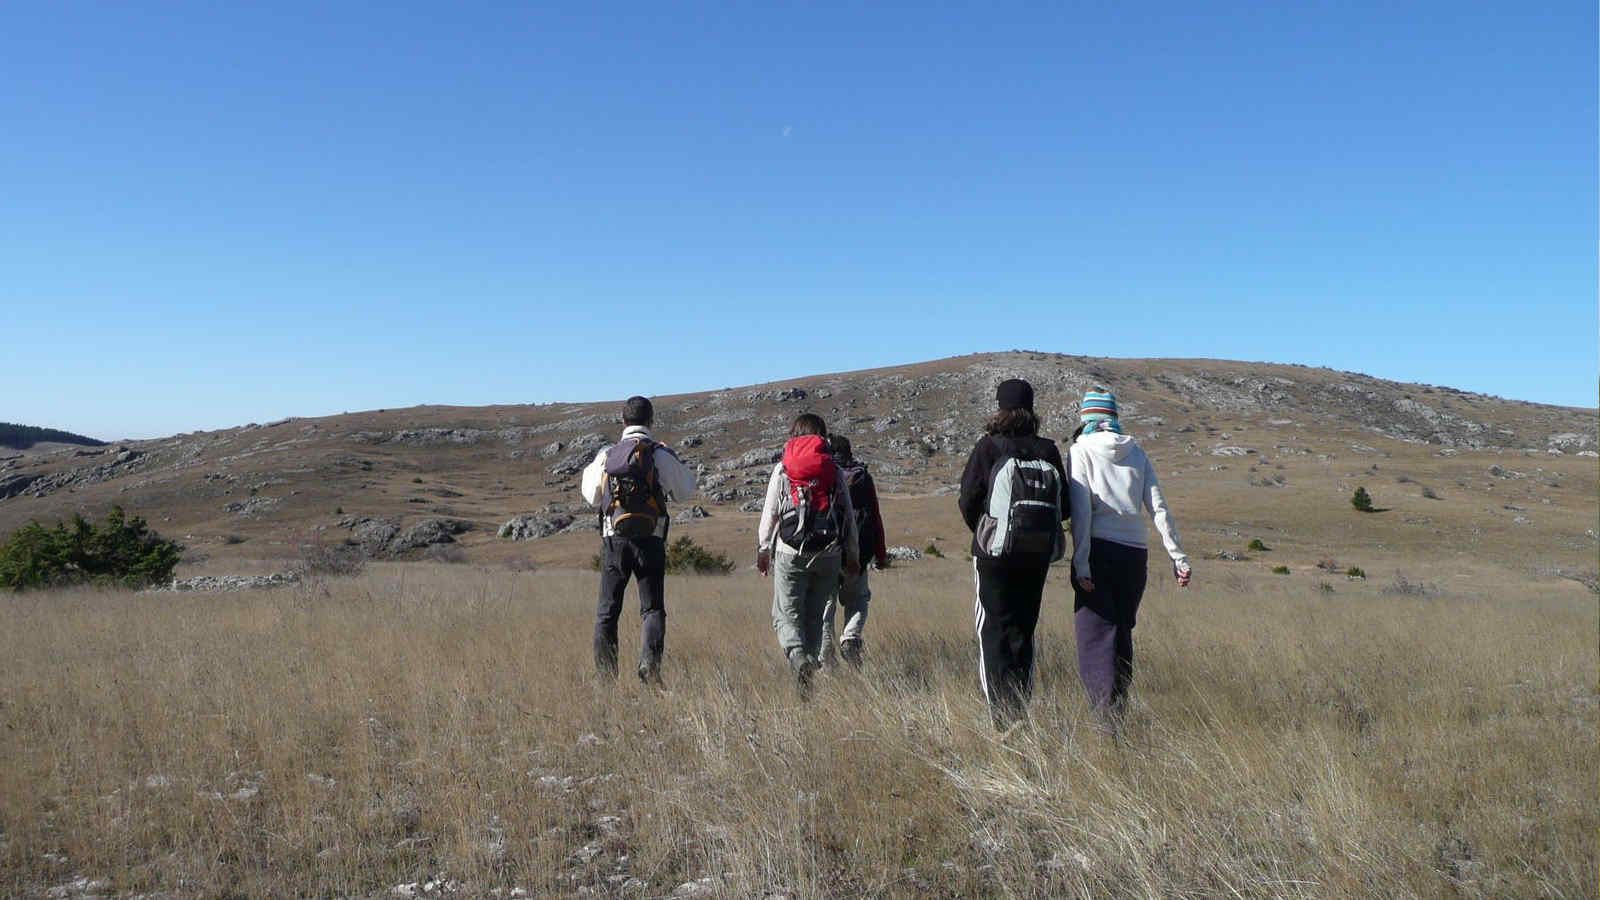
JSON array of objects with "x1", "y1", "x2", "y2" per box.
[{"x1": 0, "y1": 351, "x2": 1593, "y2": 576}]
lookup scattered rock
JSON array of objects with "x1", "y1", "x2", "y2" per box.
[
  {"x1": 222, "y1": 496, "x2": 281, "y2": 518},
  {"x1": 499, "y1": 514, "x2": 575, "y2": 540},
  {"x1": 0, "y1": 472, "x2": 41, "y2": 499},
  {"x1": 886, "y1": 546, "x2": 923, "y2": 561},
  {"x1": 391, "y1": 518, "x2": 474, "y2": 552},
  {"x1": 156, "y1": 573, "x2": 299, "y2": 592},
  {"x1": 717, "y1": 448, "x2": 781, "y2": 471},
  {"x1": 676, "y1": 505, "x2": 710, "y2": 520}
]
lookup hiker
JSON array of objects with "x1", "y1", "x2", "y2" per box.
[
  {"x1": 820, "y1": 435, "x2": 888, "y2": 669},
  {"x1": 1067, "y1": 388, "x2": 1190, "y2": 735},
  {"x1": 756, "y1": 414, "x2": 860, "y2": 693},
  {"x1": 958, "y1": 379, "x2": 1070, "y2": 730},
  {"x1": 580, "y1": 396, "x2": 697, "y2": 684}
]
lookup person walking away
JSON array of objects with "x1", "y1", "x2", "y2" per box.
[
  {"x1": 756, "y1": 414, "x2": 860, "y2": 694},
  {"x1": 957, "y1": 379, "x2": 1069, "y2": 731},
  {"x1": 821, "y1": 435, "x2": 888, "y2": 668},
  {"x1": 1066, "y1": 388, "x2": 1190, "y2": 735},
  {"x1": 580, "y1": 396, "x2": 697, "y2": 684}
]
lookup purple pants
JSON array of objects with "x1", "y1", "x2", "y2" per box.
[{"x1": 1071, "y1": 539, "x2": 1148, "y2": 724}]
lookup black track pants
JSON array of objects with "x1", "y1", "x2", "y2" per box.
[
  {"x1": 595, "y1": 535, "x2": 666, "y2": 676},
  {"x1": 973, "y1": 557, "x2": 1050, "y2": 728}
]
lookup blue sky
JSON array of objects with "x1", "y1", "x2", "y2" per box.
[{"x1": 3, "y1": 1, "x2": 1594, "y2": 439}]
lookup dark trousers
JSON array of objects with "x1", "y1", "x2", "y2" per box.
[
  {"x1": 973, "y1": 557, "x2": 1050, "y2": 729},
  {"x1": 1071, "y1": 539, "x2": 1148, "y2": 725},
  {"x1": 595, "y1": 535, "x2": 666, "y2": 676}
]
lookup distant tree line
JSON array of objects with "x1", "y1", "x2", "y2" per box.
[{"x1": 0, "y1": 423, "x2": 107, "y2": 450}]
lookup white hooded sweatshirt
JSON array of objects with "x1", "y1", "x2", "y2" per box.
[{"x1": 1067, "y1": 431, "x2": 1188, "y2": 580}]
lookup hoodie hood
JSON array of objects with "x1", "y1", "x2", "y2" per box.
[{"x1": 1078, "y1": 430, "x2": 1138, "y2": 462}]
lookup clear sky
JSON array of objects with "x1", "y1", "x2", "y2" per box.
[{"x1": 4, "y1": 1, "x2": 1595, "y2": 440}]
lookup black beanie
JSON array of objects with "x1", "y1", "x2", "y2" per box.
[{"x1": 996, "y1": 378, "x2": 1034, "y2": 412}]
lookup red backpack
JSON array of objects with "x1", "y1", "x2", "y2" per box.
[{"x1": 777, "y1": 436, "x2": 842, "y2": 552}]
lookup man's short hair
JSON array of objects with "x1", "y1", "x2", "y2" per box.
[
  {"x1": 622, "y1": 396, "x2": 654, "y2": 426},
  {"x1": 789, "y1": 413, "x2": 826, "y2": 437},
  {"x1": 829, "y1": 434, "x2": 852, "y2": 459}
]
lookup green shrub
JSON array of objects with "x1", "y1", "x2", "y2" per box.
[
  {"x1": 924, "y1": 543, "x2": 944, "y2": 558},
  {"x1": 1351, "y1": 487, "x2": 1374, "y2": 512},
  {"x1": 665, "y1": 537, "x2": 735, "y2": 575},
  {"x1": 1247, "y1": 538, "x2": 1270, "y2": 552},
  {"x1": 589, "y1": 553, "x2": 602, "y2": 572},
  {"x1": 1346, "y1": 566, "x2": 1366, "y2": 579},
  {"x1": 0, "y1": 506, "x2": 184, "y2": 591},
  {"x1": 1271, "y1": 565, "x2": 1291, "y2": 575},
  {"x1": 1421, "y1": 487, "x2": 1439, "y2": 500}
]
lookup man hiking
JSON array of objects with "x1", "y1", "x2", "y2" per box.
[
  {"x1": 756, "y1": 413, "x2": 860, "y2": 695},
  {"x1": 580, "y1": 396, "x2": 697, "y2": 685},
  {"x1": 820, "y1": 434, "x2": 887, "y2": 669}
]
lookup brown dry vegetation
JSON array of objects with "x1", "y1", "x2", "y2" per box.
[{"x1": 1, "y1": 558, "x2": 1593, "y2": 898}]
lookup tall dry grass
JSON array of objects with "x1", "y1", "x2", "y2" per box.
[{"x1": 0, "y1": 560, "x2": 1593, "y2": 897}]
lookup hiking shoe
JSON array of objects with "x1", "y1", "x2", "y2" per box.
[
  {"x1": 788, "y1": 650, "x2": 819, "y2": 696},
  {"x1": 637, "y1": 662, "x2": 664, "y2": 687},
  {"x1": 839, "y1": 638, "x2": 863, "y2": 668}
]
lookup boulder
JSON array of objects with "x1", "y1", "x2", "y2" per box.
[
  {"x1": 716, "y1": 448, "x2": 781, "y2": 472},
  {"x1": 499, "y1": 514, "x2": 574, "y2": 541},
  {"x1": 392, "y1": 518, "x2": 473, "y2": 551},
  {"x1": 0, "y1": 473, "x2": 40, "y2": 500}
]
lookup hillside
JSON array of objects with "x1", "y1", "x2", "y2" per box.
[{"x1": 0, "y1": 351, "x2": 1594, "y2": 585}]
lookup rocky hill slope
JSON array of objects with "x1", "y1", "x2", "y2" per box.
[{"x1": 1, "y1": 352, "x2": 1594, "y2": 575}]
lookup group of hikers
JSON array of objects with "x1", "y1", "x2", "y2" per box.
[{"x1": 577, "y1": 380, "x2": 1190, "y2": 735}]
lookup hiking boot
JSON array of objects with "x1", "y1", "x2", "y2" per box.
[
  {"x1": 788, "y1": 649, "x2": 819, "y2": 697},
  {"x1": 839, "y1": 638, "x2": 863, "y2": 668},
  {"x1": 637, "y1": 658, "x2": 664, "y2": 687}
]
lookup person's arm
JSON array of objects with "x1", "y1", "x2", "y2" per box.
[
  {"x1": 957, "y1": 438, "x2": 992, "y2": 532},
  {"x1": 755, "y1": 465, "x2": 784, "y2": 573},
  {"x1": 579, "y1": 448, "x2": 609, "y2": 506},
  {"x1": 654, "y1": 445, "x2": 696, "y2": 502},
  {"x1": 1068, "y1": 444, "x2": 1094, "y2": 581},
  {"x1": 865, "y1": 475, "x2": 888, "y2": 563},
  {"x1": 1141, "y1": 455, "x2": 1189, "y2": 580}
]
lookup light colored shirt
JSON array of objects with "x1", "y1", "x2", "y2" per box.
[{"x1": 580, "y1": 426, "x2": 697, "y2": 537}]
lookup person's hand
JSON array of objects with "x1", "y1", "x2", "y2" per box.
[
  {"x1": 844, "y1": 559, "x2": 861, "y2": 577},
  {"x1": 1174, "y1": 562, "x2": 1192, "y2": 587},
  {"x1": 756, "y1": 550, "x2": 771, "y2": 577},
  {"x1": 1075, "y1": 575, "x2": 1095, "y2": 593}
]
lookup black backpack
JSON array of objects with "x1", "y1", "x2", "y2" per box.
[
  {"x1": 836, "y1": 460, "x2": 877, "y2": 562},
  {"x1": 600, "y1": 438, "x2": 666, "y2": 537},
  {"x1": 974, "y1": 439, "x2": 1064, "y2": 560}
]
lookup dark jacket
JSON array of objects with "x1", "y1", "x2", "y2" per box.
[
  {"x1": 836, "y1": 457, "x2": 887, "y2": 564},
  {"x1": 958, "y1": 433, "x2": 1069, "y2": 560}
]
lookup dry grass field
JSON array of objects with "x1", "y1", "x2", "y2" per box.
[
  {"x1": 2, "y1": 352, "x2": 1595, "y2": 896},
  {"x1": 1, "y1": 556, "x2": 1593, "y2": 898}
]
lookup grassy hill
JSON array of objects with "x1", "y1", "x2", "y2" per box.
[{"x1": 0, "y1": 350, "x2": 1594, "y2": 895}]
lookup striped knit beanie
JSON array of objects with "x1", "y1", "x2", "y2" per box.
[{"x1": 1079, "y1": 388, "x2": 1122, "y2": 434}]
